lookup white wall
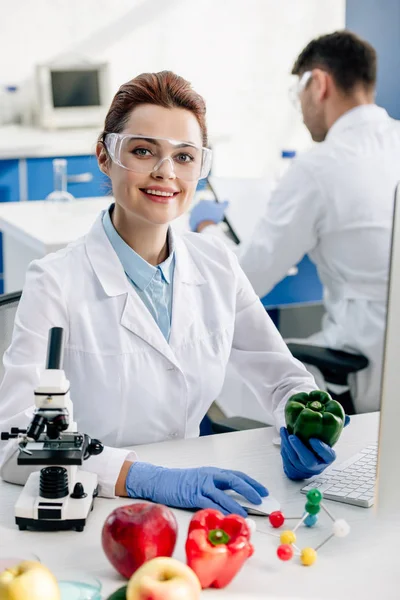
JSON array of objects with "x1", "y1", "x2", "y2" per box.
[{"x1": 0, "y1": 0, "x2": 345, "y2": 176}]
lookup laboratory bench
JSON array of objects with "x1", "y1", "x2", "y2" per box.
[{"x1": 0, "y1": 412, "x2": 398, "y2": 599}]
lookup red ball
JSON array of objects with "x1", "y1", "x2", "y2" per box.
[
  {"x1": 269, "y1": 510, "x2": 285, "y2": 528},
  {"x1": 277, "y1": 544, "x2": 294, "y2": 561}
]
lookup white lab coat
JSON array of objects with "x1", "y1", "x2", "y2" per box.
[
  {"x1": 0, "y1": 212, "x2": 317, "y2": 497},
  {"x1": 212, "y1": 105, "x2": 400, "y2": 414}
]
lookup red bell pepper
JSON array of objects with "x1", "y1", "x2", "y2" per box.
[{"x1": 185, "y1": 508, "x2": 254, "y2": 589}]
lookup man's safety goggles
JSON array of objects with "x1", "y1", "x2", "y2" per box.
[
  {"x1": 104, "y1": 133, "x2": 212, "y2": 181},
  {"x1": 289, "y1": 71, "x2": 312, "y2": 110}
]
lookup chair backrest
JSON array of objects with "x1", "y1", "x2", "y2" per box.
[{"x1": 0, "y1": 291, "x2": 22, "y2": 381}]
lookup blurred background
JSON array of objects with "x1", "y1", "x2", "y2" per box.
[
  {"x1": 0, "y1": 0, "x2": 347, "y2": 180},
  {"x1": 0, "y1": 0, "x2": 398, "y2": 338}
]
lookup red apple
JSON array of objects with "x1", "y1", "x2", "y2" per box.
[
  {"x1": 126, "y1": 557, "x2": 201, "y2": 600},
  {"x1": 101, "y1": 503, "x2": 178, "y2": 579}
]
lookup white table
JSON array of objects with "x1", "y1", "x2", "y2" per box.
[
  {"x1": 0, "y1": 413, "x2": 398, "y2": 599},
  {"x1": 0, "y1": 198, "x2": 110, "y2": 293},
  {"x1": 0, "y1": 197, "x2": 192, "y2": 294}
]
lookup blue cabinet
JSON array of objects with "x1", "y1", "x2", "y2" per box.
[
  {"x1": 0, "y1": 159, "x2": 20, "y2": 292},
  {"x1": 27, "y1": 155, "x2": 108, "y2": 200},
  {"x1": 0, "y1": 160, "x2": 19, "y2": 203},
  {"x1": 261, "y1": 255, "x2": 323, "y2": 329},
  {"x1": 261, "y1": 255, "x2": 323, "y2": 309}
]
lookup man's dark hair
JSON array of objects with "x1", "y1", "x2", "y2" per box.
[{"x1": 292, "y1": 30, "x2": 377, "y2": 93}]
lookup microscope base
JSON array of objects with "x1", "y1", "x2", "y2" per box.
[
  {"x1": 15, "y1": 469, "x2": 99, "y2": 532},
  {"x1": 16, "y1": 513, "x2": 94, "y2": 532}
]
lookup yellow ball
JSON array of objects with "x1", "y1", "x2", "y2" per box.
[
  {"x1": 300, "y1": 547, "x2": 317, "y2": 566},
  {"x1": 280, "y1": 530, "x2": 296, "y2": 545}
]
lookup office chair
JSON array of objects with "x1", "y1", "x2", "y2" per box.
[
  {"x1": 286, "y1": 343, "x2": 369, "y2": 415},
  {"x1": 0, "y1": 291, "x2": 22, "y2": 381}
]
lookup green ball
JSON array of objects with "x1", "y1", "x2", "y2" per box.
[
  {"x1": 306, "y1": 489, "x2": 322, "y2": 505},
  {"x1": 305, "y1": 501, "x2": 321, "y2": 515}
]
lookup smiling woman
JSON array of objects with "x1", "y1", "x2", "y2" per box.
[
  {"x1": 96, "y1": 72, "x2": 211, "y2": 260},
  {"x1": 0, "y1": 71, "x2": 327, "y2": 518}
]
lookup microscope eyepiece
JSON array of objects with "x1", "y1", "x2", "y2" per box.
[{"x1": 46, "y1": 327, "x2": 65, "y2": 370}]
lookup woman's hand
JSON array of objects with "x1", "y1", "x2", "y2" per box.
[{"x1": 124, "y1": 462, "x2": 268, "y2": 517}]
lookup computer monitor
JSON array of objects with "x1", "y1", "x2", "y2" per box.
[
  {"x1": 35, "y1": 62, "x2": 110, "y2": 129},
  {"x1": 375, "y1": 181, "x2": 400, "y2": 518}
]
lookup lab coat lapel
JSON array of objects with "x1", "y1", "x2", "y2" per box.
[
  {"x1": 85, "y1": 213, "x2": 178, "y2": 363},
  {"x1": 169, "y1": 234, "x2": 207, "y2": 347},
  {"x1": 120, "y1": 292, "x2": 177, "y2": 362}
]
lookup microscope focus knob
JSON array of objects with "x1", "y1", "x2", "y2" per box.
[
  {"x1": 70, "y1": 482, "x2": 87, "y2": 499},
  {"x1": 88, "y1": 439, "x2": 104, "y2": 456},
  {"x1": 1, "y1": 428, "x2": 27, "y2": 440}
]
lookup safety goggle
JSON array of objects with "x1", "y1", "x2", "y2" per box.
[
  {"x1": 289, "y1": 71, "x2": 312, "y2": 110},
  {"x1": 104, "y1": 133, "x2": 212, "y2": 181}
]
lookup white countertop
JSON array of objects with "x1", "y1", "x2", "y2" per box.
[
  {"x1": 0, "y1": 125, "x2": 101, "y2": 159},
  {"x1": 1, "y1": 412, "x2": 399, "y2": 599},
  {"x1": 0, "y1": 197, "x2": 191, "y2": 255},
  {"x1": 0, "y1": 197, "x2": 111, "y2": 253}
]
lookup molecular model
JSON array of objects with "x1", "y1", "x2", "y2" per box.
[{"x1": 248, "y1": 488, "x2": 350, "y2": 566}]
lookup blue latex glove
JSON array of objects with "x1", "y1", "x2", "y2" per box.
[
  {"x1": 280, "y1": 427, "x2": 336, "y2": 481},
  {"x1": 189, "y1": 199, "x2": 229, "y2": 232},
  {"x1": 125, "y1": 462, "x2": 268, "y2": 518}
]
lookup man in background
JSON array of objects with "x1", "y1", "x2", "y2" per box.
[{"x1": 191, "y1": 31, "x2": 400, "y2": 414}]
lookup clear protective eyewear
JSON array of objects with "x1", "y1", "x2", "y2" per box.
[
  {"x1": 289, "y1": 71, "x2": 312, "y2": 111},
  {"x1": 104, "y1": 133, "x2": 212, "y2": 181}
]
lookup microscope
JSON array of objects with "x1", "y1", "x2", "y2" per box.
[{"x1": 1, "y1": 327, "x2": 103, "y2": 532}]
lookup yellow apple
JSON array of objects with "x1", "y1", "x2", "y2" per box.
[
  {"x1": 0, "y1": 560, "x2": 61, "y2": 600},
  {"x1": 126, "y1": 557, "x2": 201, "y2": 600}
]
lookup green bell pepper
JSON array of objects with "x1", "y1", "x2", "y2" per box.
[
  {"x1": 106, "y1": 586, "x2": 127, "y2": 600},
  {"x1": 285, "y1": 390, "x2": 345, "y2": 447}
]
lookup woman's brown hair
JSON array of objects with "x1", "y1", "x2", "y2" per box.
[{"x1": 99, "y1": 71, "x2": 208, "y2": 147}]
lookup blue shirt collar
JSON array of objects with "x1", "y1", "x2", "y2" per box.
[{"x1": 102, "y1": 205, "x2": 174, "y2": 290}]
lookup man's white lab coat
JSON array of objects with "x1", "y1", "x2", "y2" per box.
[{"x1": 214, "y1": 105, "x2": 400, "y2": 413}]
